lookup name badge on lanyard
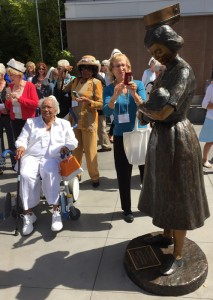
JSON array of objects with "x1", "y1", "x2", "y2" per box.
[
  {"x1": 118, "y1": 113, "x2": 130, "y2": 123},
  {"x1": 118, "y1": 94, "x2": 130, "y2": 123}
]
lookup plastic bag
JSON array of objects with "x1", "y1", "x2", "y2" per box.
[{"x1": 123, "y1": 117, "x2": 151, "y2": 165}]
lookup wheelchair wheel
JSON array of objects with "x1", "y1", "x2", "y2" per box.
[
  {"x1": 68, "y1": 177, "x2": 80, "y2": 201},
  {"x1": 69, "y1": 206, "x2": 81, "y2": 220},
  {"x1": 12, "y1": 206, "x2": 23, "y2": 219}
]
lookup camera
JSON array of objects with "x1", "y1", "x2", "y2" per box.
[
  {"x1": 124, "y1": 72, "x2": 133, "y2": 85},
  {"x1": 72, "y1": 91, "x2": 80, "y2": 98},
  {"x1": 64, "y1": 66, "x2": 73, "y2": 72}
]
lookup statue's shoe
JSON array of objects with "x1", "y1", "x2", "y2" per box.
[
  {"x1": 160, "y1": 254, "x2": 183, "y2": 275},
  {"x1": 143, "y1": 234, "x2": 174, "y2": 246}
]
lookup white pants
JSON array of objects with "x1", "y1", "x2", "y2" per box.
[{"x1": 20, "y1": 156, "x2": 61, "y2": 210}]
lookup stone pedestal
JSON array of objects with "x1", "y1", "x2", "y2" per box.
[{"x1": 124, "y1": 232, "x2": 208, "y2": 296}]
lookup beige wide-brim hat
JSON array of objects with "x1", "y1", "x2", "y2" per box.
[
  {"x1": 77, "y1": 55, "x2": 99, "y2": 67},
  {"x1": 7, "y1": 58, "x2": 26, "y2": 73}
]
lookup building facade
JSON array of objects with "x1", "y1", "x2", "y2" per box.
[{"x1": 64, "y1": 0, "x2": 213, "y2": 95}]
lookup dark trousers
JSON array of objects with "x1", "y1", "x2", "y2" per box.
[
  {"x1": 109, "y1": 121, "x2": 114, "y2": 136},
  {"x1": 0, "y1": 115, "x2": 16, "y2": 165},
  {"x1": 11, "y1": 119, "x2": 26, "y2": 141},
  {"x1": 113, "y1": 135, "x2": 144, "y2": 213}
]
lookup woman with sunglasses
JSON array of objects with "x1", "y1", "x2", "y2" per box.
[
  {"x1": 63, "y1": 55, "x2": 103, "y2": 187},
  {"x1": 32, "y1": 62, "x2": 52, "y2": 99}
]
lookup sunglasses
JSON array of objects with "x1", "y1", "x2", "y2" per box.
[
  {"x1": 39, "y1": 68, "x2": 45, "y2": 71},
  {"x1": 80, "y1": 65, "x2": 93, "y2": 71}
]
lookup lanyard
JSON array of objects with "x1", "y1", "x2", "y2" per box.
[{"x1": 118, "y1": 90, "x2": 130, "y2": 115}]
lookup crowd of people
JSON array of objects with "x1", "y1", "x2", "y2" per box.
[{"x1": 0, "y1": 44, "x2": 211, "y2": 271}]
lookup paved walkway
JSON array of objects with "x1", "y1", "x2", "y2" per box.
[{"x1": 0, "y1": 125, "x2": 212, "y2": 300}]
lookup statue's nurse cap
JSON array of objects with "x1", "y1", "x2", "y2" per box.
[{"x1": 144, "y1": 3, "x2": 180, "y2": 30}]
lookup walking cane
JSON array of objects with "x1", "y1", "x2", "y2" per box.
[{"x1": 14, "y1": 158, "x2": 21, "y2": 236}]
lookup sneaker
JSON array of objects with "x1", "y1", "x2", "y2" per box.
[
  {"x1": 21, "y1": 212, "x2": 37, "y2": 236},
  {"x1": 51, "y1": 209, "x2": 63, "y2": 232}
]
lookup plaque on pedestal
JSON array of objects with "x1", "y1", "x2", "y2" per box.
[
  {"x1": 124, "y1": 232, "x2": 208, "y2": 296},
  {"x1": 127, "y1": 245, "x2": 161, "y2": 270}
]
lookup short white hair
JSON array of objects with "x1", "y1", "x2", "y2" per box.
[
  {"x1": 57, "y1": 59, "x2": 70, "y2": 67},
  {"x1": 101, "y1": 59, "x2": 109, "y2": 66},
  {"x1": 0, "y1": 63, "x2": 6, "y2": 75},
  {"x1": 39, "y1": 96, "x2": 60, "y2": 115}
]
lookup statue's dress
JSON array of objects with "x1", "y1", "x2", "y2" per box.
[{"x1": 138, "y1": 56, "x2": 210, "y2": 230}]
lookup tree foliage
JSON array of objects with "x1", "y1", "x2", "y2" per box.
[{"x1": 0, "y1": 0, "x2": 74, "y2": 66}]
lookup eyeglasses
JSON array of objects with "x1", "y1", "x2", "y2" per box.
[
  {"x1": 39, "y1": 68, "x2": 45, "y2": 71},
  {"x1": 113, "y1": 63, "x2": 126, "y2": 68}
]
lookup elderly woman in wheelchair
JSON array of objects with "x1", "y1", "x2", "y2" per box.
[{"x1": 15, "y1": 95, "x2": 78, "y2": 235}]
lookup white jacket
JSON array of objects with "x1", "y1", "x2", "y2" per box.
[{"x1": 15, "y1": 116, "x2": 78, "y2": 158}]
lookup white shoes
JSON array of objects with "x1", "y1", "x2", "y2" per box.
[
  {"x1": 21, "y1": 212, "x2": 37, "y2": 236},
  {"x1": 51, "y1": 209, "x2": 63, "y2": 232},
  {"x1": 203, "y1": 161, "x2": 212, "y2": 168},
  {"x1": 21, "y1": 209, "x2": 63, "y2": 235}
]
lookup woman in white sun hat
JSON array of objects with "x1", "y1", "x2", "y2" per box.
[{"x1": 5, "y1": 58, "x2": 39, "y2": 140}]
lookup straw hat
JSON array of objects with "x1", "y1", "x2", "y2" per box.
[
  {"x1": 77, "y1": 55, "x2": 99, "y2": 67},
  {"x1": 7, "y1": 58, "x2": 26, "y2": 73}
]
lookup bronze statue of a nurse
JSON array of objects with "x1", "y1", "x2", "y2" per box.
[{"x1": 138, "y1": 4, "x2": 210, "y2": 276}]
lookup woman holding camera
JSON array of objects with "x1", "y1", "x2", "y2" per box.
[
  {"x1": 63, "y1": 55, "x2": 103, "y2": 187},
  {"x1": 103, "y1": 53, "x2": 146, "y2": 223}
]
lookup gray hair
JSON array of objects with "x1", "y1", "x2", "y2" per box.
[
  {"x1": 0, "y1": 63, "x2": 6, "y2": 75},
  {"x1": 39, "y1": 95, "x2": 60, "y2": 115},
  {"x1": 154, "y1": 62, "x2": 162, "y2": 72},
  {"x1": 57, "y1": 59, "x2": 70, "y2": 68}
]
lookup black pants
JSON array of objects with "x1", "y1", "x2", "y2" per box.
[
  {"x1": 109, "y1": 121, "x2": 114, "y2": 136},
  {"x1": 0, "y1": 115, "x2": 16, "y2": 166},
  {"x1": 11, "y1": 119, "x2": 26, "y2": 141},
  {"x1": 114, "y1": 135, "x2": 144, "y2": 213}
]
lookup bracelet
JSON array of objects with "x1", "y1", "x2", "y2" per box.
[{"x1": 109, "y1": 100, "x2": 116, "y2": 105}]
